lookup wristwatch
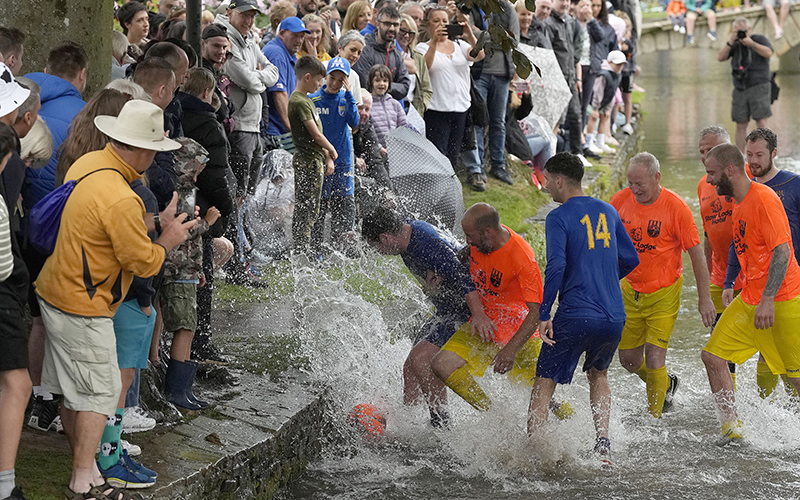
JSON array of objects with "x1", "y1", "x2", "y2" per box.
[{"x1": 154, "y1": 213, "x2": 162, "y2": 234}]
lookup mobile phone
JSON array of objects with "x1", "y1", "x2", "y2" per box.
[
  {"x1": 514, "y1": 81, "x2": 529, "y2": 93},
  {"x1": 446, "y1": 23, "x2": 463, "y2": 40},
  {"x1": 185, "y1": 188, "x2": 197, "y2": 212}
]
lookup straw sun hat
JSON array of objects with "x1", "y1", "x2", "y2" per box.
[{"x1": 94, "y1": 100, "x2": 181, "y2": 152}]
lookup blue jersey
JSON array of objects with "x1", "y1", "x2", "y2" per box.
[
  {"x1": 402, "y1": 221, "x2": 475, "y2": 315},
  {"x1": 764, "y1": 170, "x2": 800, "y2": 264},
  {"x1": 540, "y1": 196, "x2": 639, "y2": 322},
  {"x1": 262, "y1": 37, "x2": 297, "y2": 136},
  {"x1": 309, "y1": 86, "x2": 359, "y2": 197}
]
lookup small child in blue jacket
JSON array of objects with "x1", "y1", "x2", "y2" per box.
[{"x1": 309, "y1": 57, "x2": 360, "y2": 254}]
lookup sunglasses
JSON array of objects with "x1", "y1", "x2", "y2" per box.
[{"x1": 399, "y1": 28, "x2": 416, "y2": 37}]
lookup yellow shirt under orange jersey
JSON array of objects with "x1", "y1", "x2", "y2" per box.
[
  {"x1": 698, "y1": 175, "x2": 743, "y2": 289},
  {"x1": 469, "y1": 225, "x2": 543, "y2": 345},
  {"x1": 610, "y1": 187, "x2": 700, "y2": 294},
  {"x1": 732, "y1": 182, "x2": 800, "y2": 304}
]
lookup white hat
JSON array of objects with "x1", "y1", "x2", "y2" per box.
[
  {"x1": 94, "y1": 100, "x2": 181, "y2": 152},
  {"x1": 607, "y1": 50, "x2": 626, "y2": 65},
  {"x1": 0, "y1": 63, "x2": 31, "y2": 118}
]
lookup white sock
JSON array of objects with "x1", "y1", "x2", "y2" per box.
[
  {"x1": 0, "y1": 469, "x2": 15, "y2": 499},
  {"x1": 33, "y1": 386, "x2": 54, "y2": 400},
  {"x1": 585, "y1": 133, "x2": 596, "y2": 148},
  {"x1": 597, "y1": 134, "x2": 605, "y2": 147}
]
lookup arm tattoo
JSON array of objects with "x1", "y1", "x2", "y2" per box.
[{"x1": 764, "y1": 244, "x2": 790, "y2": 297}]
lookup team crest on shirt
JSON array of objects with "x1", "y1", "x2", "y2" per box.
[
  {"x1": 490, "y1": 268, "x2": 503, "y2": 288},
  {"x1": 338, "y1": 105, "x2": 346, "y2": 116},
  {"x1": 647, "y1": 220, "x2": 661, "y2": 238},
  {"x1": 710, "y1": 198, "x2": 722, "y2": 213},
  {"x1": 739, "y1": 220, "x2": 746, "y2": 237},
  {"x1": 630, "y1": 227, "x2": 642, "y2": 242}
]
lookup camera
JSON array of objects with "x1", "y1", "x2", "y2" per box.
[
  {"x1": 737, "y1": 30, "x2": 747, "y2": 39},
  {"x1": 446, "y1": 23, "x2": 463, "y2": 40}
]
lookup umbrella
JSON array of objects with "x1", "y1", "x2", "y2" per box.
[
  {"x1": 516, "y1": 45, "x2": 572, "y2": 130},
  {"x1": 387, "y1": 126, "x2": 465, "y2": 235}
]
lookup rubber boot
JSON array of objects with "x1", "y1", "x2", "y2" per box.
[
  {"x1": 186, "y1": 361, "x2": 210, "y2": 409},
  {"x1": 165, "y1": 359, "x2": 204, "y2": 411}
]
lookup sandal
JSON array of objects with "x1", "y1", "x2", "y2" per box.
[{"x1": 92, "y1": 482, "x2": 145, "y2": 500}]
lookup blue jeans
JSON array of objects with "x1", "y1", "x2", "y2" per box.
[{"x1": 462, "y1": 73, "x2": 511, "y2": 174}]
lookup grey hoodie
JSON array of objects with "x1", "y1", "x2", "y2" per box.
[{"x1": 215, "y1": 13, "x2": 279, "y2": 133}]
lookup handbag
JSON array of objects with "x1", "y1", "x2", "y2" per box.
[{"x1": 29, "y1": 168, "x2": 124, "y2": 255}]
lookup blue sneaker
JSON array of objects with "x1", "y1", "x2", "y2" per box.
[
  {"x1": 119, "y1": 449, "x2": 157, "y2": 478},
  {"x1": 98, "y1": 458, "x2": 156, "y2": 489}
]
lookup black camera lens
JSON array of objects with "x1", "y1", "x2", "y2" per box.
[{"x1": 737, "y1": 30, "x2": 747, "y2": 39}]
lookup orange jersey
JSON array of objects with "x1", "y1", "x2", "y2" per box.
[
  {"x1": 469, "y1": 225, "x2": 543, "y2": 345},
  {"x1": 732, "y1": 182, "x2": 800, "y2": 304},
  {"x1": 610, "y1": 187, "x2": 700, "y2": 294},
  {"x1": 698, "y1": 176, "x2": 743, "y2": 289},
  {"x1": 667, "y1": 0, "x2": 687, "y2": 15}
]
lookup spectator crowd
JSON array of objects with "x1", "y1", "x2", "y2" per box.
[{"x1": 0, "y1": 0, "x2": 647, "y2": 497}]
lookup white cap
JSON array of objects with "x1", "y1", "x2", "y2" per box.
[
  {"x1": 607, "y1": 50, "x2": 626, "y2": 65},
  {"x1": 0, "y1": 63, "x2": 31, "y2": 118}
]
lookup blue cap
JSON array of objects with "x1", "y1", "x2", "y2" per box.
[
  {"x1": 327, "y1": 57, "x2": 351, "y2": 76},
  {"x1": 278, "y1": 17, "x2": 311, "y2": 34}
]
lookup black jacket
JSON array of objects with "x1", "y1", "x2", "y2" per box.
[
  {"x1": 178, "y1": 91, "x2": 234, "y2": 237},
  {"x1": 352, "y1": 33, "x2": 411, "y2": 101},
  {"x1": 353, "y1": 118, "x2": 391, "y2": 188}
]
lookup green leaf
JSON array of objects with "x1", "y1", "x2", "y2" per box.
[
  {"x1": 470, "y1": 30, "x2": 489, "y2": 58},
  {"x1": 525, "y1": 0, "x2": 537, "y2": 12},
  {"x1": 512, "y1": 48, "x2": 534, "y2": 79}
]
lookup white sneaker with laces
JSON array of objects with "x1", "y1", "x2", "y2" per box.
[
  {"x1": 123, "y1": 406, "x2": 156, "y2": 433},
  {"x1": 621, "y1": 123, "x2": 634, "y2": 135},
  {"x1": 587, "y1": 143, "x2": 604, "y2": 155},
  {"x1": 122, "y1": 439, "x2": 142, "y2": 457},
  {"x1": 600, "y1": 143, "x2": 616, "y2": 154},
  {"x1": 577, "y1": 154, "x2": 593, "y2": 167}
]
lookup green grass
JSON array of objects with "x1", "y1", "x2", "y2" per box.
[
  {"x1": 16, "y1": 444, "x2": 72, "y2": 500},
  {"x1": 227, "y1": 334, "x2": 311, "y2": 381}
]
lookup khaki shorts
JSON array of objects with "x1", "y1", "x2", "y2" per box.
[
  {"x1": 160, "y1": 282, "x2": 198, "y2": 333},
  {"x1": 704, "y1": 295, "x2": 800, "y2": 376},
  {"x1": 38, "y1": 298, "x2": 121, "y2": 415},
  {"x1": 619, "y1": 276, "x2": 683, "y2": 350},
  {"x1": 440, "y1": 322, "x2": 541, "y2": 385}
]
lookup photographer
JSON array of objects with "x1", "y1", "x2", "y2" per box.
[{"x1": 717, "y1": 17, "x2": 773, "y2": 151}]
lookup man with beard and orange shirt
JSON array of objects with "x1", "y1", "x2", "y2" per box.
[
  {"x1": 723, "y1": 127, "x2": 800, "y2": 401},
  {"x1": 702, "y1": 143, "x2": 800, "y2": 442},
  {"x1": 611, "y1": 152, "x2": 716, "y2": 418}
]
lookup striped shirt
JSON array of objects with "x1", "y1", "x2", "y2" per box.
[{"x1": 0, "y1": 195, "x2": 13, "y2": 282}]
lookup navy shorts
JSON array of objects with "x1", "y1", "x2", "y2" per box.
[
  {"x1": 536, "y1": 316, "x2": 624, "y2": 384},
  {"x1": 413, "y1": 307, "x2": 472, "y2": 348}
]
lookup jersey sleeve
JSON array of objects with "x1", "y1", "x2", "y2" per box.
[
  {"x1": 759, "y1": 190, "x2": 792, "y2": 251},
  {"x1": 674, "y1": 196, "x2": 701, "y2": 251},
  {"x1": 425, "y1": 239, "x2": 476, "y2": 298},
  {"x1": 613, "y1": 208, "x2": 639, "y2": 279},
  {"x1": 539, "y1": 212, "x2": 567, "y2": 321},
  {"x1": 514, "y1": 241, "x2": 544, "y2": 305}
]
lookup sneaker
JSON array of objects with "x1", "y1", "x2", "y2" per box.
[
  {"x1": 673, "y1": 24, "x2": 680, "y2": 32},
  {"x1": 490, "y1": 167, "x2": 514, "y2": 185},
  {"x1": 662, "y1": 374, "x2": 679, "y2": 413},
  {"x1": 687, "y1": 34, "x2": 695, "y2": 45},
  {"x1": 27, "y1": 395, "x2": 62, "y2": 432},
  {"x1": 587, "y1": 143, "x2": 604, "y2": 155},
  {"x1": 550, "y1": 400, "x2": 576, "y2": 420},
  {"x1": 122, "y1": 439, "x2": 141, "y2": 457},
  {"x1": 122, "y1": 407, "x2": 156, "y2": 433},
  {"x1": 98, "y1": 458, "x2": 156, "y2": 489},
  {"x1": 621, "y1": 123, "x2": 634, "y2": 135},
  {"x1": 594, "y1": 436, "x2": 612, "y2": 469},
  {"x1": 717, "y1": 420, "x2": 743, "y2": 446},
  {"x1": 467, "y1": 172, "x2": 486, "y2": 192},
  {"x1": 599, "y1": 143, "x2": 616, "y2": 154},
  {"x1": 577, "y1": 154, "x2": 593, "y2": 167},
  {"x1": 679, "y1": 26, "x2": 686, "y2": 34},
  {"x1": 582, "y1": 147, "x2": 601, "y2": 160},
  {"x1": 707, "y1": 30, "x2": 717, "y2": 41},
  {"x1": 119, "y1": 450, "x2": 157, "y2": 479},
  {"x1": 2, "y1": 486, "x2": 29, "y2": 500}
]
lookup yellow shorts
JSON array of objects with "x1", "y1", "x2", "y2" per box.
[
  {"x1": 619, "y1": 276, "x2": 683, "y2": 350},
  {"x1": 704, "y1": 295, "x2": 800, "y2": 376},
  {"x1": 440, "y1": 323, "x2": 541, "y2": 385},
  {"x1": 710, "y1": 284, "x2": 741, "y2": 315}
]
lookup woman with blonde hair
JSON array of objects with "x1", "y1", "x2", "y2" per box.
[
  {"x1": 398, "y1": 13, "x2": 432, "y2": 116},
  {"x1": 19, "y1": 117, "x2": 53, "y2": 170},
  {"x1": 342, "y1": 0, "x2": 373, "y2": 33},
  {"x1": 55, "y1": 89, "x2": 133, "y2": 186},
  {"x1": 300, "y1": 14, "x2": 333, "y2": 62}
]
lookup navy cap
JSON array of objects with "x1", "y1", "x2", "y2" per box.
[
  {"x1": 202, "y1": 23, "x2": 228, "y2": 40},
  {"x1": 278, "y1": 16, "x2": 312, "y2": 34},
  {"x1": 229, "y1": 0, "x2": 260, "y2": 13},
  {"x1": 327, "y1": 57, "x2": 351, "y2": 76}
]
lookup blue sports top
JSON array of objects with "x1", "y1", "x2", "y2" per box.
[
  {"x1": 539, "y1": 196, "x2": 639, "y2": 322},
  {"x1": 402, "y1": 220, "x2": 475, "y2": 314},
  {"x1": 309, "y1": 86, "x2": 359, "y2": 197}
]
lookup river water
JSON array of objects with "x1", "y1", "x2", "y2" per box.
[{"x1": 277, "y1": 49, "x2": 800, "y2": 499}]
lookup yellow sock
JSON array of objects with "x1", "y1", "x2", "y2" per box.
[
  {"x1": 757, "y1": 360, "x2": 779, "y2": 399},
  {"x1": 780, "y1": 374, "x2": 800, "y2": 399},
  {"x1": 646, "y1": 366, "x2": 669, "y2": 418},
  {"x1": 445, "y1": 367, "x2": 491, "y2": 411},
  {"x1": 634, "y1": 361, "x2": 648, "y2": 383}
]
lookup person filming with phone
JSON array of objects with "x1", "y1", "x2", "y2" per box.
[{"x1": 717, "y1": 17, "x2": 773, "y2": 152}]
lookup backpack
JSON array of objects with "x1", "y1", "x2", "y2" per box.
[{"x1": 29, "y1": 168, "x2": 125, "y2": 255}]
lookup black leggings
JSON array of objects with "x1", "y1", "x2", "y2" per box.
[{"x1": 424, "y1": 109, "x2": 468, "y2": 171}]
